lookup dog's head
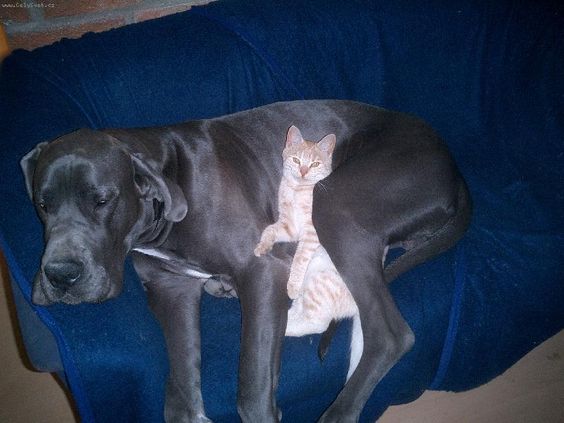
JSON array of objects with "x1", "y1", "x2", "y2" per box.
[{"x1": 21, "y1": 129, "x2": 187, "y2": 305}]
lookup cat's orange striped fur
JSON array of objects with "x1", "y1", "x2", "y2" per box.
[{"x1": 254, "y1": 125, "x2": 362, "y2": 379}]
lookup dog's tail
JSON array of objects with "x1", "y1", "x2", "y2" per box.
[
  {"x1": 346, "y1": 314, "x2": 363, "y2": 380},
  {"x1": 317, "y1": 314, "x2": 363, "y2": 381},
  {"x1": 318, "y1": 320, "x2": 338, "y2": 361}
]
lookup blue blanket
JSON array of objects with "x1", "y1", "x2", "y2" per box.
[{"x1": 0, "y1": 1, "x2": 562, "y2": 421}]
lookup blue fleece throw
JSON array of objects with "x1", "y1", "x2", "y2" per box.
[{"x1": 0, "y1": 1, "x2": 563, "y2": 421}]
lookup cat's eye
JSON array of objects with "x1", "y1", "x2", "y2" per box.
[
  {"x1": 310, "y1": 162, "x2": 320, "y2": 168},
  {"x1": 292, "y1": 157, "x2": 301, "y2": 165}
]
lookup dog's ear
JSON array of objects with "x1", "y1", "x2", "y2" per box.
[
  {"x1": 20, "y1": 142, "x2": 49, "y2": 199},
  {"x1": 130, "y1": 153, "x2": 188, "y2": 223}
]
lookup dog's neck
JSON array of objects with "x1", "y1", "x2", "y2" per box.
[{"x1": 133, "y1": 199, "x2": 173, "y2": 248}]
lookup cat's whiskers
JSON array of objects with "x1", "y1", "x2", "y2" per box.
[{"x1": 316, "y1": 180, "x2": 329, "y2": 193}]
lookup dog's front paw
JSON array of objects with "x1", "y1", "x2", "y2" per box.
[{"x1": 165, "y1": 407, "x2": 213, "y2": 423}]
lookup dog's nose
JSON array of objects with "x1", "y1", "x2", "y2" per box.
[{"x1": 44, "y1": 259, "x2": 84, "y2": 289}]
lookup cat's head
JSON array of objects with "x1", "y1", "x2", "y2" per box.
[{"x1": 282, "y1": 125, "x2": 336, "y2": 185}]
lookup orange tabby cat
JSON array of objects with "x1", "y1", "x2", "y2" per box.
[{"x1": 254, "y1": 125, "x2": 362, "y2": 379}]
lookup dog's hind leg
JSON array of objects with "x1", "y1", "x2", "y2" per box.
[
  {"x1": 315, "y1": 227, "x2": 414, "y2": 423},
  {"x1": 384, "y1": 181, "x2": 472, "y2": 283},
  {"x1": 312, "y1": 194, "x2": 415, "y2": 422}
]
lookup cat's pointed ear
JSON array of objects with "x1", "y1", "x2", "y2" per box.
[
  {"x1": 286, "y1": 125, "x2": 304, "y2": 148},
  {"x1": 318, "y1": 133, "x2": 336, "y2": 155}
]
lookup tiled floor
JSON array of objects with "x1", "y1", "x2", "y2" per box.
[
  {"x1": 379, "y1": 330, "x2": 564, "y2": 423},
  {"x1": 1, "y1": 254, "x2": 563, "y2": 422}
]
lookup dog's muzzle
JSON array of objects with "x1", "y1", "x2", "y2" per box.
[{"x1": 43, "y1": 258, "x2": 84, "y2": 291}]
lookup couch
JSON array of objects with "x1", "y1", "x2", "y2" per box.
[{"x1": 0, "y1": 0, "x2": 562, "y2": 421}]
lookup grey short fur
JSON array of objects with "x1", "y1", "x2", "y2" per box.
[{"x1": 21, "y1": 100, "x2": 471, "y2": 422}]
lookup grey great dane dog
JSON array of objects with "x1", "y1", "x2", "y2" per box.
[{"x1": 21, "y1": 100, "x2": 471, "y2": 422}]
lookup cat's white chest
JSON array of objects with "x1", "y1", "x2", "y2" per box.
[
  {"x1": 288, "y1": 190, "x2": 312, "y2": 235},
  {"x1": 304, "y1": 246, "x2": 337, "y2": 279}
]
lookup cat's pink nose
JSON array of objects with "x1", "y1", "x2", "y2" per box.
[{"x1": 300, "y1": 166, "x2": 309, "y2": 177}]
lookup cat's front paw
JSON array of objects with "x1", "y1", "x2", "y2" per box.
[
  {"x1": 254, "y1": 227, "x2": 276, "y2": 256},
  {"x1": 287, "y1": 280, "x2": 301, "y2": 299},
  {"x1": 254, "y1": 241, "x2": 272, "y2": 257}
]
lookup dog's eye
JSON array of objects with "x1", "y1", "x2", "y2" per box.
[
  {"x1": 92, "y1": 189, "x2": 117, "y2": 211},
  {"x1": 38, "y1": 201, "x2": 47, "y2": 211},
  {"x1": 292, "y1": 157, "x2": 300, "y2": 165},
  {"x1": 310, "y1": 161, "x2": 320, "y2": 168}
]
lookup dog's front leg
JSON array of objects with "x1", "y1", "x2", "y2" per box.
[
  {"x1": 236, "y1": 256, "x2": 288, "y2": 422},
  {"x1": 144, "y1": 276, "x2": 210, "y2": 423}
]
